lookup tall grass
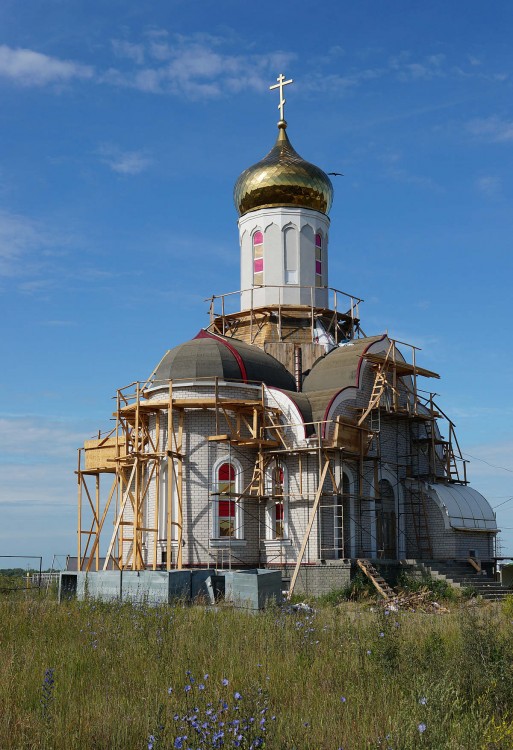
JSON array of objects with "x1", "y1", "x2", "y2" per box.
[{"x1": 0, "y1": 595, "x2": 512, "y2": 749}]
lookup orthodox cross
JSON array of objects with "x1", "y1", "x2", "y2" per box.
[{"x1": 270, "y1": 73, "x2": 293, "y2": 122}]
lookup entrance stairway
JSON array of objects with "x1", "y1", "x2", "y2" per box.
[{"x1": 415, "y1": 560, "x2": 511, "y2": 601}]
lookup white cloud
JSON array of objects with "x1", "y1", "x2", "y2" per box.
[
  {"x1": 97, "y1": 145, "x2": 153, "y2": 175},
  {"x1": 0, "y1": 415, "x2": 86, "y2": 462},
  {"x1": 389, "y1": 52, "x2": 446, "y2": 81},
  {"x1": 0, "y1": 44, "x2": 93, "y2": 87},
  {"x1": 102, "y1": 32, "x2": 296, "y2": 99},
  {"x1": 466, "y1": 116, "x2": 513, "y2": 142},
  {"x1": 475, "y1": 174, "x2": 501, "y2": 197},
  {"x1": 111, "y1": 39, "x2": 145, "y2": 65},
  {"x1": 0, "y1": 210, "x2": 49, "y2": 277}
]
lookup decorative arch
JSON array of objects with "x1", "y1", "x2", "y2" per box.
[
  {"x1": 211, "y1": 456, "x2": 244, "y2": 540},
  {"x1": 315, "y1": 231, "x2": 323, "y2": 287},
  {"x1": 265, "y1": 459, "x2": 288, "y2": 540},
  {"x1": 252, "y1": 229, "x2": 264, "y2": 286},
  {"x1": 335, "y1": 465, "x2": 357, "y2": 558},
  {"x1": 283, "y1": 225, "x2": 298, "y2": 284},
  {"x1": 376, "y1": 466, "x2": 404, "y2": 559}
]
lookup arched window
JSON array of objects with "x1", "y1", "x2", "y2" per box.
[
  {"x1": 212, "y1": 459, "x2": 243, "y2": 539},
  {"x1": 284, "y1": 226, "x2": 298, "y2": 284},
  {"x1": 315, "y1": 233, "x2": 323, "y2": 287},
  {"x1": 266, "y1": 461, "x2": 288, "y2": 539},
  {"x1": 376, "y1": 479, "x2": 397, "y2": 559},
  {"x1": 253, "y1": 231, "x2": 264, "y2": 286}
]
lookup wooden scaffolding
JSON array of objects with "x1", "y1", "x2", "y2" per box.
[{"x1": 76, "y1": 337, "x2": 469, "y2": 583}]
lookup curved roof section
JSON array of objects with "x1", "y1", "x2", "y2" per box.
[
  {"x1": 427, "y1": 483, "x2": 498, "y2": 532},
  {"x1": 277, "y1": 389, "x2": 315, "y2": 437},
  {"x1": 303, "y1": 336, "x2": 386, "y2": 393},
  {"x1": 234, "y1": 124, "x2": 333, "y2": 217},
  {"x1": 152, "y1": 330, "x2": 296, "y2": 391}
]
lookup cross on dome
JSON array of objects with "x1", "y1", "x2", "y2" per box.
[{"x1": 269, "y1": 73, "x2": 293, "y2": 124}]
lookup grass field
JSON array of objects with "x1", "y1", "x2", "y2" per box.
[{"x1": 1, "y1": 590, "x2": 513, "y2": 749}]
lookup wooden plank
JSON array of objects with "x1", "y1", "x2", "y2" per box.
[
  {"x1": 363, "y1": 353, "x2": 440, "y2": 379},
  {"x1": 356, "y1": 560, "x2": 390, "y2": 600},
  {"x1": 287, "y1": 460, "x2": 330, "y2": 599}
]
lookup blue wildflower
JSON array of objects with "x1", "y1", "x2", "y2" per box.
[
  {"x1": 234, "y1": 692, "x2": 242, "y2": 700},
  {"x1": 418, "y1": 723, "x2": 427, "y2": 733}
]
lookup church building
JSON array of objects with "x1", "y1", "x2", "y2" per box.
[{"x1": 77, "y1": 75, "x2": 497, "y2": 595}]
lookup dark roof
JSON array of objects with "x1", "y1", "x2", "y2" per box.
[
  {"x1": 302, "y1": 336, "x2": 386, "y2": 393},
  {"x1": 152, "y1": 330, "x2": 297, "y2": 391},
  {"x1": 302, "y1": 336, "x2": 387, "y2": 429}
]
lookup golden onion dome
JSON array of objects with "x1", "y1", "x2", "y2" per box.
[{"x1": 234, "y1": 122, "x2": 333, "y2": 217}]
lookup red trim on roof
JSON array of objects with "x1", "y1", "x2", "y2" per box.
[
  {"x1": 194, "y1": 330, "x2": 248, "y2": 382},
  {"x1": 321, "y1": 334, "x2": 387, "y2": 439}
]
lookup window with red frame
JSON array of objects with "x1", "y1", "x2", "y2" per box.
[{"x1": 217, "y1": 462, "x2": 236, "y2": 537}]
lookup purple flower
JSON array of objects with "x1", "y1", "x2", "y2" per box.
[
  {"x1": 222, "y1": 678, "x2": 229, "y2": 686},
  {"x1": 418, "y1": 723, "x2": 427, "y2": 733},
  {"x1": 419, "y1": 697, "x2": 427, "y2": 705},
  {"x1": 234, "y1": 692, "x2": 242, "y2": 700},
  {"x1": 341, "y1": 696, "x2": 346, "y2": 703},
  {"x1": 168, "y1": 687, "x2": 173, "y2": 695},
  {"x1": 198, "y1": 683, "x2": 205, "y2": 690},
  {"x1": 184, "y1": 685, "x2": 191, "y2": 693},
  {"x1": 379, "y1": 631, "x2": 385, "y2": 637}
]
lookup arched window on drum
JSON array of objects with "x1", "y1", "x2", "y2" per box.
[
  {"x1": 315, "y1": 233, "x2": 323, "y2": 287},
  {"x1": 253, "y1": 231, "x2": 264, "y2": 286}
]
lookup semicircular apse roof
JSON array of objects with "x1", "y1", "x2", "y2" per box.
[
  {"x1": 151, "y1": 330, "x2": 296, "y2": 391},
  {"x1": 427, "y1": 483, "x2": 498, "y2": 532}
]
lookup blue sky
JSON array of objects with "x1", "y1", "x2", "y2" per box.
[{"x1": 0, "y1": 0, "x2": 512, "y2": 567}]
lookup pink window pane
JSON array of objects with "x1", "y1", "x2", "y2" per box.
[
  {"x1": 315, "y1": 260, "x2": 322, "y2": 274},
  {"x1": 254, "y1": 258, "x2": 263, "y2": 273},
  {"x1": 315, "y1": 234, "x2": 322, "y2": 248},
  {"x1": 253, "y1": 231, "x2": 263, "y2": 245}
]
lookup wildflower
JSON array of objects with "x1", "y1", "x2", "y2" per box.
[
  {"x1": 148, "y1": 735, "x2": 155, "y2": 750},
  {"x1": 41, "y1": 668, "x2": 55, "y2": 720},
  {"x1": 234, "y1": 692, "x2": 242, "y2": 700},
  {"x1": 168, "y1": 687, "x2": 173, "y2": 695},
  {"x1": 341, "y1": 696, "x2": 346, "y2": 703},
  {"x1": 184, "y1": 685, "x2": 191, "y2": 693},
  {"x1": 198, "y1": 683, "x2": 205, "y2": 690},
  {"x1": 419, "y1": 697, "x2": 427, "y2": 705},
  {"x1": 379, "y1": 631, "x2": 385, "y2": 637},
  {"x1": 204, "y1": 673, "x2": 209, "y2": 680},
  {"x1": 367, "y1": 649, "x2": 372, "y2": 655},
  {"x1": 418, "y1": 723, "x2": 427, "y2": 733},
  {"x1": 222, "y1": 678, "x2": 229, "y2": 686}
]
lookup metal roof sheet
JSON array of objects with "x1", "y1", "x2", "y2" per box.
[
  {"x1": 152, "y1": 331, "x2": 296, "y2": 391},
  {"x1": 427, "y1": 483, "x2": 498, "y2": 532}
]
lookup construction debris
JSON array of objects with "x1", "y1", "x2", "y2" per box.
[{"x1": 381, "y1": 588, "x2": 450, "y2": 614}]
